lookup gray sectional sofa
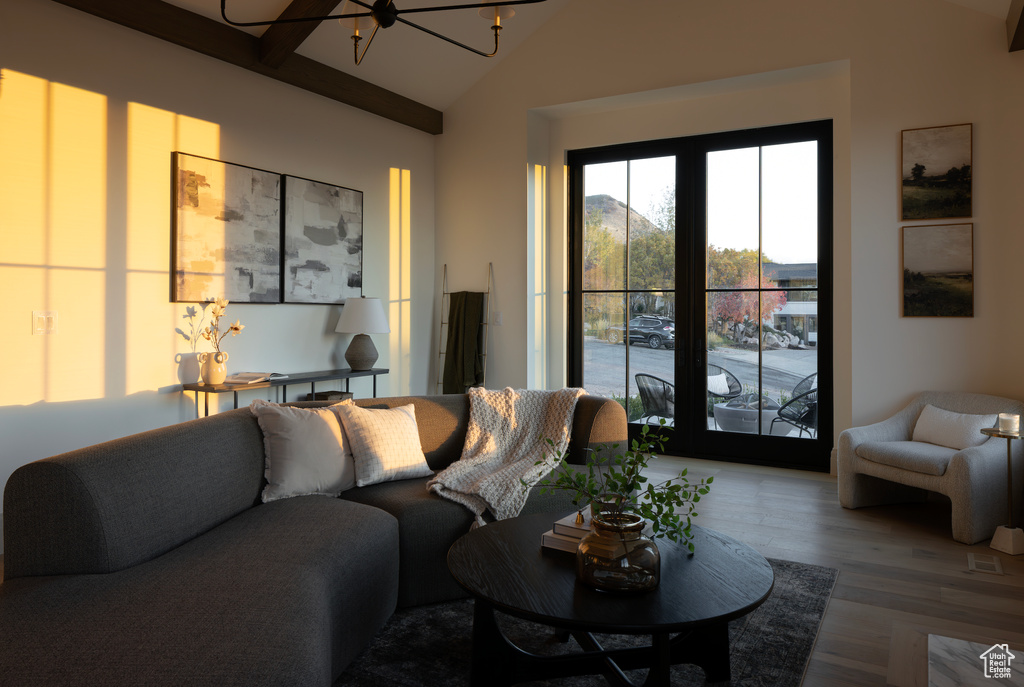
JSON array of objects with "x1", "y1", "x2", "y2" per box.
[{"x1": 0, "y1": 393, "x2": 626, "y2": 686}]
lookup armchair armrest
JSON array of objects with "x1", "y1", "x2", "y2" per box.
[{"x1": 839, "y1": 402, "x2": 921, "y2": 455}]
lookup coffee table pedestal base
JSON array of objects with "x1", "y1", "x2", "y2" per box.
[{"x1": 470, "y1": 600, "x2": 730, "y2": 687}]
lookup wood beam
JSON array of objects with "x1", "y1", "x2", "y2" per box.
[
  {"x1": 259, "y1": 0, "x2": 342, "y2": 68},
  {"x1": 51, "y1": 0, "x2": 443, "y2": 135},
  {"x1": 1008, "y1": 0, "x2": 1024, "y2": 52}
]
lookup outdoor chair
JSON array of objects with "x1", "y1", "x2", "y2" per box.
[
  {"x1": 635, "y1": 374, "x2": 674, "y2": 425},
  {"x1": 706, "y1": 363, "x2": 742, "y2": 429},
  {"x1": 771, "y1": 389, "x2": 818, "y2": 438},
  {"x1": 770, "y1": 373, "x2": 818, "y2": 438}
]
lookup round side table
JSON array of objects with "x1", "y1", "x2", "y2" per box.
[{"x1": 980, "y1": 427, "x2": 1024, "y2": 555}]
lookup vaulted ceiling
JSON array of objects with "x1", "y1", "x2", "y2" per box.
[{"x1": 51, "y1": 0, "x2": 1023, "y2": 136}]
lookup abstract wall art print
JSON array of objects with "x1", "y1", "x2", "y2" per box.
[
  {"x1": 902, "y1": 223, "x2": 973, "y2": 317},
  {"x1": 900, "y1": 123, "x2": 972, "y2": 220},
  {"x1": 172, "y1": 153, "x2": 281, "y2": 303},
  {"x1": 283, "y1": 175, "x2": 363, "y2": 304}
]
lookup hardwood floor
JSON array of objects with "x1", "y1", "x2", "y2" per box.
[{"x1": 647, "y1": 456, "x2": 1024, "y2": 687}]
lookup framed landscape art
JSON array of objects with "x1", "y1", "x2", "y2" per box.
[
  {"x1": 172, "y1": 153, "x2": 281, "y2": 303},
  {"x1": 902, "y1": 223, "x2": 973, "y2": 317},
  {"x1": 900, "y1": 123, "x2": 972, "y2": 220},
  {"x1": 283, "y1": 175, "x2": 363, "y2": 304}
]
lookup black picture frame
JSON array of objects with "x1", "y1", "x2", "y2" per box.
[
  {"x1": 172, "y1": 152, "x2": 282, "y2": 303},
  {"x1": 282, "y1": 174, "x2": 363, "y2": 304}
]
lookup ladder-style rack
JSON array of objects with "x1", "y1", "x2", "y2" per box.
[{"x1": 436, "y1": 263, "x2": 493, "y2": 393}]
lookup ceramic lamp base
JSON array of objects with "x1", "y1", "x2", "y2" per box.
[
  {"x1": 345, "y1": 334, "x2": 378, "y2": 371},
  {"x1": 990, "y1": 526, "x2": 1024, "y2": 555}
]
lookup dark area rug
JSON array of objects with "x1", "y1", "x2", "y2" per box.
[{"x1": 336, "y1": 559, "x2": 838, "y2": 686}]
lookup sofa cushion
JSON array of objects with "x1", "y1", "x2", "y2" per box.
[
  {"x1": 856, "y1": 440, "x2": 958, "y2": 476},
  {"x1": 250, "y1": 400, "x2": 356, "y2": 502},
  {"x1": 335, "y1": 404, "x2": 433, "y2": 487},
  {"x1": 340, "y1": 464, "x2": 597, "y2": 609},
  {"x1": 341, "y1": 475, "x2": 473, "y2": 608},
  {"x1": 0, "y1": 497, "x2": 399, "y2": 686},
  {"x1": 912, "y1": 404, "x2": 996, "y2": 450}
]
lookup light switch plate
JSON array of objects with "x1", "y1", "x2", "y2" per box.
[{"x1": 32, "y1": 311, "x2": 57, "y2": 335}]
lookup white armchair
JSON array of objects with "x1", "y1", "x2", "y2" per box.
[{"x1": 838, "y1": 391, "x2": 1024, "y2": 545}]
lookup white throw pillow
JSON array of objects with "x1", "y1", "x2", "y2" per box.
[
  {"x1": 250, "y1": 399, "x2": 356, "y2": 502},
  {"x1": 334, "y1": 404, "x2": 433, "y2": 487},
  {"x1": 707, "y1": 373, "x2": 731, "y2": 396},
  {"x1": 912, "y1": 404, "x2": 997, "y2": 450}
]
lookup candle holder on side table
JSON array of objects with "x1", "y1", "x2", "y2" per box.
[{"x1": 981, "y1": 426, "x2": 1024, "y2": 555}]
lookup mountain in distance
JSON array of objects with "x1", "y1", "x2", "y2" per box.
[{"x1": 585, "y1": 194, "x2": 665, "y2": 242}]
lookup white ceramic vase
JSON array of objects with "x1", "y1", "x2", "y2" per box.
[
  {"x1": 198, "y1": 351, "x2": 229, "y2": 385},
  {"x1": 176, "y1": 351, "x2": 202, "y2": 385}
]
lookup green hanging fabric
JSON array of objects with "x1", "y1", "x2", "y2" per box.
[{"x1": 442, "y1": 291, "x2": 485, "y2": 394}]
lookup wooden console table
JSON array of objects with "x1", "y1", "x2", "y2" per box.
[{"x1": 183, "y1": 368, "x2": 388, "y2": 418}]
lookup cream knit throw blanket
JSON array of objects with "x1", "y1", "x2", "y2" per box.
[{"x1": 428, "y1": 386, "x2": 586, "y2": 524}]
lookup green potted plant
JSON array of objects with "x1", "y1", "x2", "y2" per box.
[{"x1": 531, "y1": 422, "x2": 714, "y2": 592}]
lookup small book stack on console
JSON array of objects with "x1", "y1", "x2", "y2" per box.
[{"x1": 541, "y1": 511, "x2": 593, "y2": 553}]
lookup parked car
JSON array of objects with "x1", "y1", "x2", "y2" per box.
[{"x1": 607, "y1": 316, "x2": 675, "y2": 349}]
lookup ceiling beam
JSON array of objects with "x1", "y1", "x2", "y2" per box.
[
  {"x1": 1009, "y1": 0, "x2": 1024, "y2": 51},
  {"x1": 51, "y1": 0, "x2": 443, "y2": 135},
  {"x1": 259, "y1": 0, "x2": 342, "y2": 68}
]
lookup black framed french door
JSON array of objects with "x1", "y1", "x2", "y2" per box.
[{"x1": 568, "y1": 120, "x2": 833, "y2": 471}]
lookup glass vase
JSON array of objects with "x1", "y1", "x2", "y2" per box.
[{"x1": 576, "y1": 512, "x2": 660, "y2": 593}]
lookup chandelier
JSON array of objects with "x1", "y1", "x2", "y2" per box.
[{"x1": 220, "y1": 0, "x2": 549, "y2": 66}]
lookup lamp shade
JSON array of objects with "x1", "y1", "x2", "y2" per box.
[{"x1": 335, "y1": 297, "x2": 390, "y2": 335}]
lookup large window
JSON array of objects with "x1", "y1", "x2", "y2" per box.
[
  {"x1": 578, "y1": 157, "x2": 676, "y2": 422},
  {"x1": 568, "y1": 121, "x2": 832, "y2": 471}
]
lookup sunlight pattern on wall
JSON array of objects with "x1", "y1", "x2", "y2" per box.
[
  {"x1": 125, "y1": 104, "x2": 220, "y2": 395},
  {"x1": 0, "y1": 69, "x2": 221, "y2": 406},
  {"x1": 527, "y1": 163, "x2": 547, "y2": 390},
  {"x1": 388, "y1": 168, "x2": 412, "y2": 395},
  {"x1": 0, "y1": 71, "x2": 107, "y2": 404}
]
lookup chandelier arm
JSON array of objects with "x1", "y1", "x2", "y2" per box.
[
  {"x1": 219, "y1": 0, "x2": 372, "y2": 27},
  {"x1": 396, "y1": 0, "x2": 548, "y2": 15},
  {"x1": 395, "y1": 15, "x2": 500, "y2": 58},
  {"x1": 220, "y1": 0, "x2": 548, "y2": 27},
  {"x1": 353, "y1": 23, "x2": 380, "y2": 65}
]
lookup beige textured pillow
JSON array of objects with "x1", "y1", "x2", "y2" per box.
[
  {"x1": 707, "y1": 373, "x2": 730, "y2": 396},
  {"x1": 912, "y1": 404, "x2": 997, "y2": 450},
  {"x1": 334, "y1": 404, "x2": 433, "y2": 487},
  {"x1": 250, "y1": 399, "x2": 356, "y2": 502}
]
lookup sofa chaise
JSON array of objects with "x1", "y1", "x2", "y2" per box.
[{"x1": 0, "y1": 393, "x2": 626, "y2": 686}]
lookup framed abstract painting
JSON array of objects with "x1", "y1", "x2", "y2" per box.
[
  {"x1": 282, "y1": 174, "x2": 363, "y2": 304},
  {"x1": 172, "y1": 153, "x2": 281, "y2": 303}
]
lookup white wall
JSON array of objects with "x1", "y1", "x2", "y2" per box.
[
  {"x1": 436, "y1": 0, "x2": 1024, "y2": 441},
  {"x1": 0, "y1": 0, "x2": 436, "y2": 514}
]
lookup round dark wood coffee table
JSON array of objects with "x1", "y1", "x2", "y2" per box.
[{"x1": 447, "y1": 512, "x2": 773, "y2": 687}]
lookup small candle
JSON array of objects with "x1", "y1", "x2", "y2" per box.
[{"x1": 998, "y1": 413, "x2": 1020, "y2": 433}]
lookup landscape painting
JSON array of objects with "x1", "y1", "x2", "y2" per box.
[
  {"x1": 902, "y1": 223, "x2": 973, "y2": 317},
  {"x1": 283, "y1": 175, "x2": 363, "y2": 304},
  {"x1": 900, "y1": 123, "x2": 972, "y2": 220},
  {"x1": 173, "y1": 153, "x2": 281, "y2": 303}
]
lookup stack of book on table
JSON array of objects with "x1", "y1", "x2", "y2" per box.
[{"x1": 541, "y1": 511, "x2": 593, "y2": 553}]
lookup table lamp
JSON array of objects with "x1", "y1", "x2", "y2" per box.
[{"x1": 335, "y1": 297, "x2": 390, "y2": 371}]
